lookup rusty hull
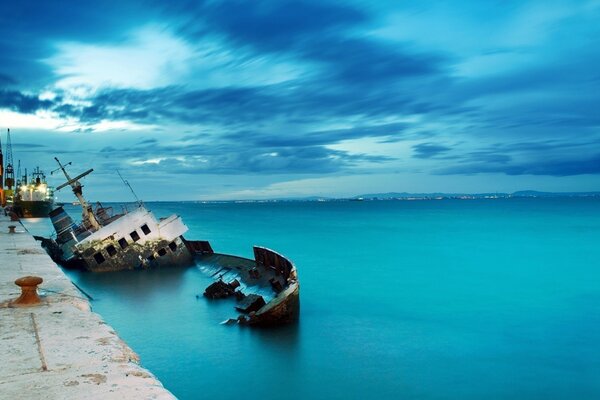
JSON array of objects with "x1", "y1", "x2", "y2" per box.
[
  {"x1": 75, "y1": 237, "x2": 193, "y2": 272},
  {"x1": 188, "y1": 241, "x2": 300, "y2": 327},
  {"x1": 249, "y1": 281, "x2": 299, "y2": 326}
]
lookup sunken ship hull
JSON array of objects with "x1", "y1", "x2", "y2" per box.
[
  {"x1": 251, "y1": 281, "x2": 299, "y2": 326},
  {"x1": 38, "y1": 157, "x2": 195, "y2": 272},
  {"x1": 47, "y1": 205, "x2": 193, "y2": 272},
  {"x1": 190, "y1": 241, "x2": 300, "y2": 327}
]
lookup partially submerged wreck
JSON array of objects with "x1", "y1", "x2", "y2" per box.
[
  {"x1": 190, "y1": 242, "x2": 300, "y2": 326},
  {"x1": 38, "y1": 158, "x2": 299, "y2": 326},
  {"x1": 40, "y1": 158, "x2": 192, "y2": 272}
]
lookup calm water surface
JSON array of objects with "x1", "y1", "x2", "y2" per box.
[{"x1": 23, "y1": 198, "x2": 600, "y2": 399}]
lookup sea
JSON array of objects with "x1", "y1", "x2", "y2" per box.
[{"x1": 21, "y1": 198, "x2": 600, "y2": 400}]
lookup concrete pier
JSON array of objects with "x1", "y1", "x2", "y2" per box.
[{"x1": 0, "y1": 213, "x2": 176, "y2": 399}]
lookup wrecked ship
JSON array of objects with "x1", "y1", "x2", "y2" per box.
[
  {"x1": 39, "y1": 158, "x2": 299, "y2": 326},
  {"x1": 41, "y1": 157, "x2": 192, "y2": 271},
  {"x1": 190, "y1": 241, "x2": 300, "y2": 326}
]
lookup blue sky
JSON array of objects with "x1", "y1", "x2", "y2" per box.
[{"x1": 1, "y1": 0, "x2": 599, "y2": 200}]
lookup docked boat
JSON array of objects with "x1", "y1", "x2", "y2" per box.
[{"x1": 13, "y1": 167, "x2": 54, "y2": 218}]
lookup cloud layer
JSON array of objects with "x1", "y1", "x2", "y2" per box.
[{"x1": 0, "y1": 0, "x2": 599, "y2": 199}]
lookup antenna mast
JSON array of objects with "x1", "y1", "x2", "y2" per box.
[
  {"x1": 32, "y1": 166, "x2": 43, "y2": 185},
  {"x1": 52, "y1": 157, "x2": 101, "y2": 230},
  {"x1": 16, "y1": 160, "x2": 21, "y2": 187},
  {"x1": 117, "y1": 170, "x2": 142, "y2": 207}
]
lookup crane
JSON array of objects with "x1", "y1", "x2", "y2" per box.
[{"x1": 4, "y1": 128, "x2": 14, "y2": 190}]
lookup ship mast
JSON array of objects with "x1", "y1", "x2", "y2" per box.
[
  {"x1": 53, "y1": 157, "x2": 101, "y2": 230},
  {"x1": 32, "y1": 166, "x2": 44, "y2": 185},
  {"x1": 16, "y1": 160, "x2": 21, "y2": 187}
]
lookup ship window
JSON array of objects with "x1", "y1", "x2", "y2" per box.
[
  {"x1": 148, "y1": 255, "x2": 155, "y2": 261},
  {"x1": 106, "y1": 245, "x2": 117, "y2": 257},
  {"x1": 141, "y1": 224, "x2": 151, "y2": 235},
  {"x1": 168, "y1": 241, "x2": 178, "y2": 252},
  {"x1": 118, "y1": 238, "x2": 128, "y2": 249},
  {"x1": 158, "y1": 248, "x2": 167, "y2": 257},
  {"x1": 93, "y1": 252, "x2": 106, "y2": 264},
  {"x1": 130, "y1": 231, "x2": 140, "y2": 242}
]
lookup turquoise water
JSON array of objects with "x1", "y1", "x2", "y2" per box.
[{"x1": 24, "y1": 198, "x2": 600, "y2": 399}]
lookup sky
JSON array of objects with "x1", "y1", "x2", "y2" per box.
[{"x1": 0, "y1": 0, "x2": 599, "y2": 201}]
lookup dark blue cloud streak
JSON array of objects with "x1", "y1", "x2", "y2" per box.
[{"x1": 0, "y1": 0, "x2": 599, "y2": 188}]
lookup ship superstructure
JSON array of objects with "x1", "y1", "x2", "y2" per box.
[{"x1": 44, "y1": 158, "x2": 192, "y2": 272}]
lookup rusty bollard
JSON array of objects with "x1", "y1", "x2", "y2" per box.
[
  {"x1": 8, "y1": 225, "x2": 17, "y2": 234},
  {"x1": 11, "y1": 276, "x2": 44, "y2": 306}
]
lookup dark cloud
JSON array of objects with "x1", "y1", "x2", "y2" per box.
[
  {"x1": 180, "y1": 133, "x2": 209, "y2": 142},
  {"x1": 209, "y1": 146, "x2": 392, "y2": 174},
  {"x1": 0, "y1": 73, "x2": 16, "y2": 86},
  {"x1": 175, "y1": 0, "x2": 445, "y2": 85},
  {"x1": 11, "y1": 143, "x2": 47, "y2": 148},
  {"x1": 0, "y1": 0, "x2": 451, "y2": 137},
  {"x1": 423, "y1": 135, "x2": 600, "y2": 177},
  {"x1": 0, "y1": 1, "x2": 150, "y2": 40},
  {"x1": 196, "y1": 0, "x2": 366, "y2": 52},
  {"x1": 302, "y1": 37, "x2": 443, "y2": 85},
  {"x1": 2, "y1": 0, "x2": 599, "y2": 190},
  {"x1": 437, "y1": 154, "x2": 600, "y2": 177},
  {"x1": 45, "y1": 83, "x2": 444, "y2": 127},
  {"x1": 91, "y1": 127, "x2": 395, "y2": 175},
  {"x1": 413, "y1": 143, "x2": 452, "y2": 159},
  {"x1": 464, "y1": 151, "x2": 511, "y2": 164},
  {"x1": 0, "y1": 1, "x2": 157, "y2": 87},
  {"x1": 227, "y1": 123, "x2": 408, "y2": 147},
  {"x1": 488, "y1": 139, "x2": 599, "y2": 153},
  {"x1": 447, "y1": 50, "x2": 600, "y2": 133},
  {"x1": 0, "y1": 89, "x2": 54, "y2": 113},
  {"x1": 137, "y1": 138, "x2": 158, "y2": 145}
]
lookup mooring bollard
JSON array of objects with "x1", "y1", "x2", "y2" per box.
[
  {"x1": 8, "y1": 225, "x2": 17, "y2": 234},
  {"x1": 11, "y1": 276, "x2": 44, "y2": 306}
]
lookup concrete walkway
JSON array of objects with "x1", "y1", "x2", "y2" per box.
[{"x1": 0, "y1": 213, "x2": 176, "y2": 399}]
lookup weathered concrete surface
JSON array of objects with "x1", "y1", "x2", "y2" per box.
[{"x1": 0, "y1": 213, "x2": 176, "y2": 399}]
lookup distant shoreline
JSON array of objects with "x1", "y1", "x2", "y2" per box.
[
  {"x1": 187, "y1": 193, "x2": 600, "y2": 203},
  {"x1": 59, "y1": 191, "x2": 600, "y2": 204}
]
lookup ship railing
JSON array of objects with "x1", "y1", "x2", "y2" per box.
[{"x1": 253, "y1": 246, "x2": 295, "y2": 282}]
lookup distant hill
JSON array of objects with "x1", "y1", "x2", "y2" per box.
[
  {"x1": 511, "y1": 190, "x2": 600, "y2": 197},
  {"x1": 355, "y1": 192, "x2": 508, "y2": 199},
  {"x1": 163, "y1": 190, "x2": 600, "y2": 202},
  {"x1": 354, "y1": 191, "x2": 600, "y2": 200},
  {"x1": 355, "y1": 192, "x2": 441, "y2": 199}
]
